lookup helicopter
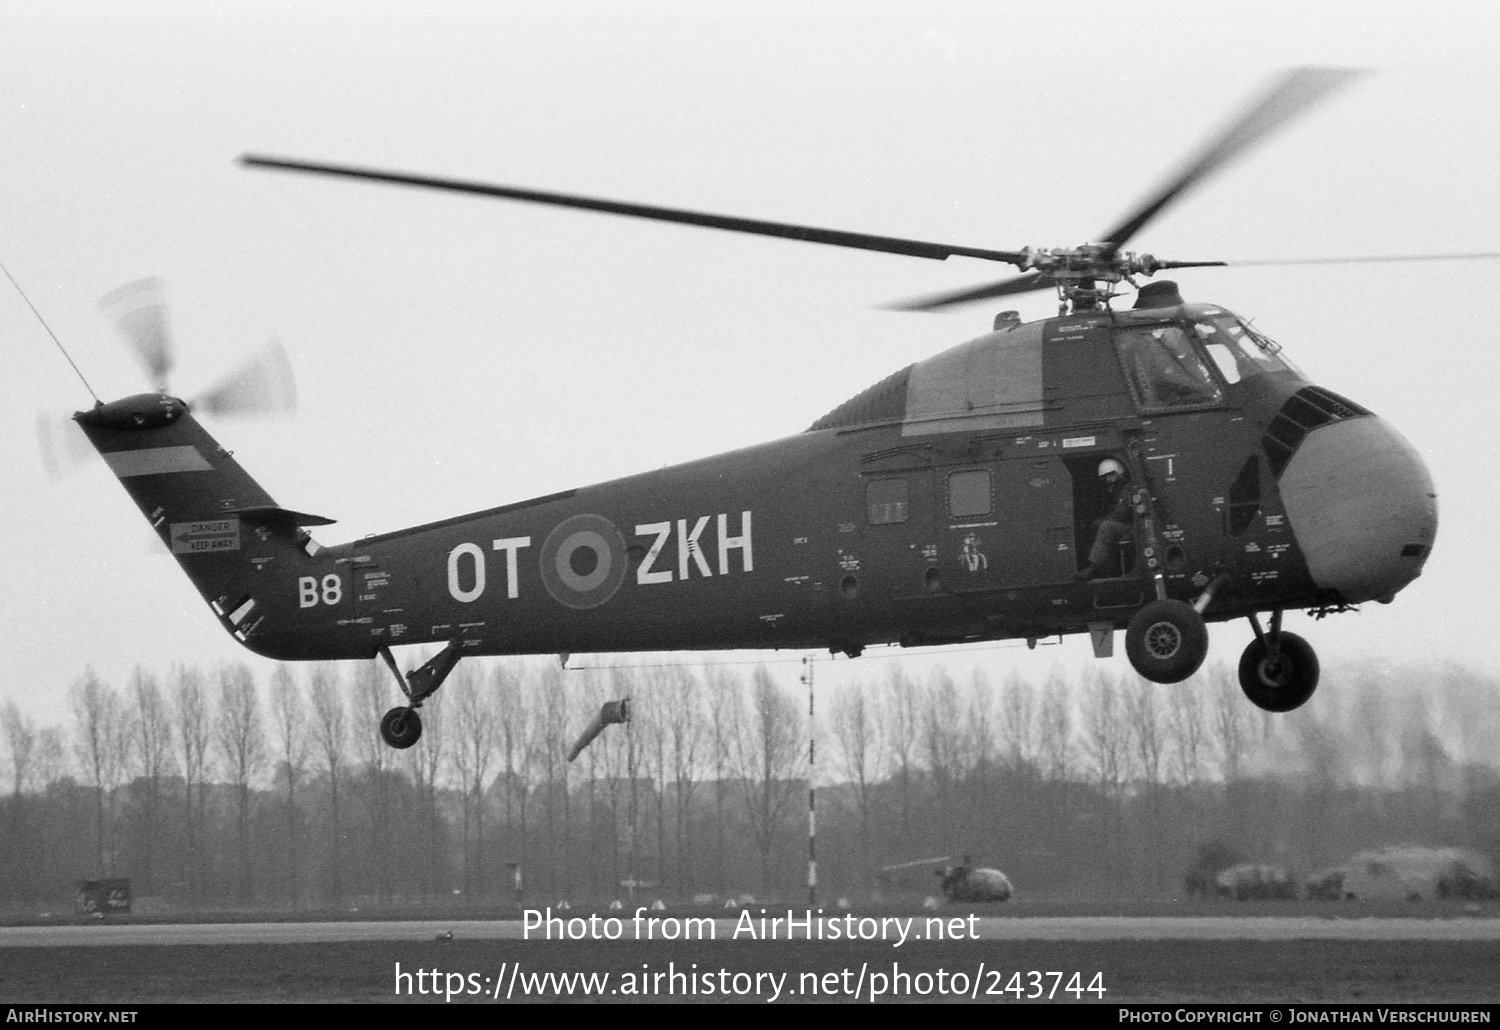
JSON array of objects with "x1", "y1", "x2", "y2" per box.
[
  {"x1": 880, "y1": 856, "x2": 1014, "y2": 904},
  {"x1": 63, "y1": 68, "x2": 1448, "y2": 749}
]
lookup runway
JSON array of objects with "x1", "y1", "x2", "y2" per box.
[{"x1": 6, "y1": 915, "x2": 1500, "y2": 947}]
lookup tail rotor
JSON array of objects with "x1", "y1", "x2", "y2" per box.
[{"x1": 37, "y1": 277, "x2": 296, "y2": 477}]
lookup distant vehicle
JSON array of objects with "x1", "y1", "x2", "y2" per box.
[
  {"x1": 881, "y1": 855, "x2": 1014, "y2": 902},
  {"x1": 1304, "y1": 865, "x2": 1351, "y2": 901},
  {"x1": 1183, "y1": 840, "x2": 1243, "y2": 899},
  {"x1": 1214, "y1": 863, "x2": 1298, "y2": 900},
  {"x1": 1310, "y1": 847, "x2": 1497, "y2": 902},
  {"x1": 939, "y1": 860, "x2": 1014, "y2": 903},
  {"x1": 1437, "y1": 861, "x2": 1499, "y2": 901}
]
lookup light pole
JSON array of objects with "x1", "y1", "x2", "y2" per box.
[{"x1": 801, "y1": 654, "x2": 817, "y2": 908}]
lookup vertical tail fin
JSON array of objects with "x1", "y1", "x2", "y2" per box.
[{"x1": 74, "y1": 393, "x2": 334, "y2": 649}]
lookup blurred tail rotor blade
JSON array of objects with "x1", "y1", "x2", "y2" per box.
[
  {"x1": 100, "y1": 277, "x2": 174, "y2": 391},
  {"x1": 36, "y1": 413, "x2": 95, "y2": 478},
  {"x1": 1100, "y1": 67, "x2": 1367, "y2": 252},
  {"x1": 194, "y1": 339, "x2": 297, "y2": 417}
]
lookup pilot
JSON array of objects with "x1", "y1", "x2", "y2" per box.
[
  {"x1": 1145, "y1": 326, "x2": 1218, "y2": 404},
  {"x1": 1077, "y1": 459, "x2": 1133, "y2": 581}
]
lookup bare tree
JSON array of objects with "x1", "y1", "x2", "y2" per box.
[
  {"x1": 71, "y1": 670, "x2": 129, "y2": 876},
  {"x1": 705, "y1": 667, "x2": 740, "y2": 895},
  {"x1": 308, "y1": 663, "x2": 349, "y2": 904},
  {"x1": 882, "y1": 666, "x2": 921, "y2": 846},
  {"x1": 575, "y1": 666, "x2": 610, "y2": 897},
  {"x1": 1, "y1": 700, "x2": 40, "y2": 899},
  {"x1": 922, "y1": 669, "x2": 964, "y2": 852},
  {"x1": 1081, "y1": 669, "x2": 1127, "y2": 799},
  {"x1": 1125, "y1": 677, "x2": 1166, "y2": 794},
  {"x1": 404, "y1": 671, "x2": 448, "y2": 900},
  {"x1": 730, "y1": 667, "x2": 804, "y2": 890},
  {"x1": 966, "y1": 669, "x2": 996, "y2": 790},
  {"x1": 448, "y1": 663, "x2": 496, "y2": 897},
  {"x1": 1168, "y1": 678, "x2": 1209, "y2": 787},
  {"x1": 664, "y1": 666, "x2": 702, "y2": 896},
  {"x1": 637, "y1": 669, "x2": 672, "y2": 895},
  {"x1": 216, "y1": 663, "x2": 266, "y2": 902},
  {"x1": 1036, "y1": 670, "x2": 1074, "y2": 783},
  {"x1": 1210, "y1": 665, "x2": 1249, "y2": 784},
  {"x1": 129, "y1": 667, "x2": 174, "y2": 895},
  {"x1": 354, "y1": 659, "x2": 395, "y2": 900},
  {"x1": 269, "y1": 664, "x2": 308, "y2": 906},
  {"x1": 997, "y1": 671, "x2": 1038, "y2": 776},
  {"x1": 1125, "y1": 675, "x2": 1170, "y2": 887},
  {"x1": 34, "y1": 726, "x2": 68, "y2": 787},
  {"x1": 532, "y1": 661, "x2": 572, "y2": 898},
  {"x1": 494, "y1": 660, "x2": 535, "y2": 898},
  {"x1": 600, "y1": 669, "x2": 636, "y2": 895},
  {"x1": 172, "y1": 665, "x2": 213, "y2": 905},
  {"x1": 2, "y1": 699, "x2": 37, "y2": 800},
  {"x1": 830, "y1": 676, "x2": 882, "y2": 881}
]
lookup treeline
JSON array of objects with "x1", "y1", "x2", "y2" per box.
[{"x1": 1, "y1": 655, "x2": 1496, "y2": 909}]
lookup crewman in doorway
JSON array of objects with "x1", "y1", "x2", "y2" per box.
[{"x1": 1077, "y1": 459, "x2": 1133, "y2": 581}]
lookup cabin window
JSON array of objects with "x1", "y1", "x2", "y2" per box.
[
  {"x1": 1115, "y1": 323, "x2": 1223, "y2": 409},
  {"x1": 947, "y1": 469, "x2": 992, "y2": 518},
  {"x1": 867, "y1": 478, "x2": 909, "y2": 524}
]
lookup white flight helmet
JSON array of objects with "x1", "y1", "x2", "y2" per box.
[{"x1": 1097, "y1": 458, "x2": 1126, "y2": 479}]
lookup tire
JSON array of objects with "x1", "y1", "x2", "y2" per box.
[
  {"x1": 1125, "y1": 599, "x2": 1209, "y2": 684},
  {"x1": 1238, "y1": 632, "x2": 1319, "y2": 712},
  {"x1": 380, "y1": 706, "x2": 423, "y2": 749}
]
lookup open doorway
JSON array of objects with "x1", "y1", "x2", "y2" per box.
[{"x1": 1064, "y1": 453, "x2": 1136, "y2": 579}]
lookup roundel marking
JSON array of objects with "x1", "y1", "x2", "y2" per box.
[{"x1": 540, "y1": 514, "x2": 628, "y2": 609}]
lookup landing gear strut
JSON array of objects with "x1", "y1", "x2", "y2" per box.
[
  {"x1": 377, "y1": 641, "x2": 463, "y2": 749},
  {"x1": 1124, "y1": 598, "x2": 1209, "y2": 684},
  {"x1": 1238, "y1": 610, "x2": 1319, "y2": 712}
]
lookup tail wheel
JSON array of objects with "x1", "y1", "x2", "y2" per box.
[
  {"x1": 1238, "y1": 632, "x2": 1319, "y2": 712},
  {"x1": 380, "y1": 706, "x2": 423, "y2": 749},
  {"x1": 1125, "y1": 599, "x2": 1209, "y2": 683}
]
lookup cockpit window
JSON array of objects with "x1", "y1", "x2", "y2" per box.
[
  {"x1": 1114, "y1": 323, "x2": 1223, "y2": 409},
  {"x1": 1192, "y1": 315, "x2": 1300, "y2": 380}
]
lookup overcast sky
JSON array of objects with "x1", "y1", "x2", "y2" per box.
[{"x1": 2, "y1": 0, "x2": 1497, "y2": 730}]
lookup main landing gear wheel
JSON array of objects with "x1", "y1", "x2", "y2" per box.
[
  {"x1": 1238, "y1": 632, "x2": 1319, "y2": 712},
  {"x1": 375, "y1": 642, "x2": 462, "y2": 749},
  {"x1": 1125, "y1": 599, "x2": 1209, "y2": 684},
  {"x1": 380, "y1": 706, "x2": 423, "y2": 749}
]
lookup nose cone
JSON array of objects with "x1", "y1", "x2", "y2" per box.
[{"x1": 1279, "y1": 417, "x2": 1438, "y2": 603}]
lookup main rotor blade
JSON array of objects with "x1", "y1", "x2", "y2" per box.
[
  {"x1": 241, "y1": 154, "x2": 1032, "y2": 266},
  {"x1": 1099, "y1": 67, "x2": 1366, "y2": 252},
  {"x1": 100, "y1": 277, "x2": 174, "y2": 391},
  {"x1": 1219, "y1": 251, "x2": 1500, "y2": 267},
  {"x1": 885, "y1": 270, "x2": 1052, "y2": 312}
]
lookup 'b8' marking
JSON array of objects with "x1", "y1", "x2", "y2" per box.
[{"x1": 298, "y1": 574, "x2": 343, "y2": 608}]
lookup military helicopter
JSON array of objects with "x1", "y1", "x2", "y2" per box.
[
  {"x1": 881, "y1": 856, "x2": 1014, "y2": 903},
  {"x1": 64, "y1": 68, "x2": 1450, "y2": 749}
]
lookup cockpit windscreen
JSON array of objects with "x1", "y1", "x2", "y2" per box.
[{"x1": 1192, "y1": 314, "x2": 1302, "y2": 383}]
